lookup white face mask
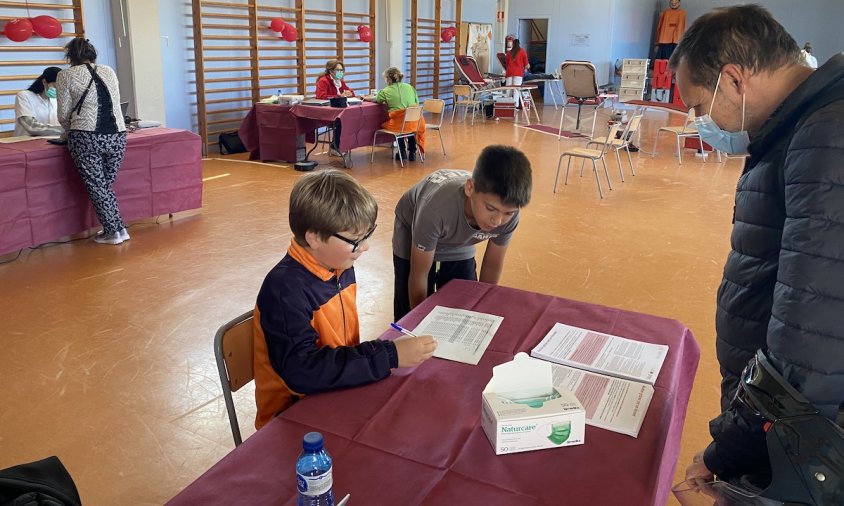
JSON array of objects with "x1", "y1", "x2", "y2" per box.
[{"x1": 693, "y1": 73, "x2": 750, "y2": 155}]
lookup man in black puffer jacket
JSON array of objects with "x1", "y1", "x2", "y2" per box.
[{"x1": 669, "y1": 5, "x2": 844, "y2": 492}]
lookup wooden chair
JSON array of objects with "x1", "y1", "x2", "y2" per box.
[
  {"x1": 651, "y1": 109, "x2": 702, "y2": 165},
  {"x1": 451, "y1": 84, "x2": 483, "y2": 124},
  {"x1": 370, "y1": 105, "x2": 424, "y2": 167},
  {"x1": 214, "y1": 311, "x2": 254, "y2": 447},
  {"x1": 587, "y1": 113, "x2": 644, "y2": 182},
  {"x1": 422, "y1": 99, "x2": 446, "y2": 156},
  {"x1": 554, "y1": 124, "x2": 622, "y2": 199}
]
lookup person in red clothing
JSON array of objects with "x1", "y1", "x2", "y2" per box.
[
  {"x1": 504, "y1": 39, "x2": 529, "y2": 86},
  {"x1": 315, "y1": 59, "x2": 355, "y2": 99},
  {"x1": 315, "y1": 60, "x2": 355, "y2": 155}
]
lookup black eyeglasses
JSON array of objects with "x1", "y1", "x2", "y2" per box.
[{"x1": 332, "y1": 225, "x2": 377, "y2": 252}]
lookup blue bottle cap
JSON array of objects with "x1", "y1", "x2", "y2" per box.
[{"x1": 303, "y1": 431, "x2": 324, "y2": 451}]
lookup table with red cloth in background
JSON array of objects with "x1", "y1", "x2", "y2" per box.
[
  {"x1": 0, "y1": 128, "x2": 202, "y2": 256},
  {"x1": 168, "y1": 280, "x2": 700, "y2": 506},
  {"x1": 238, "y1": 101, "x2": 388, "y2": 163}
]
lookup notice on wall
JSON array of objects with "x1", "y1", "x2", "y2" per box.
[{"x1": 572, "y1": 33, "x2": 590, "y2": 47}]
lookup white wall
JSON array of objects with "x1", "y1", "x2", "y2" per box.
[
  {"x1": 10, "y1": 0, "x2": 835, "y2": 134},
  {"x1": 507, "y1": 1, "x2": 614, "y2": 84}
]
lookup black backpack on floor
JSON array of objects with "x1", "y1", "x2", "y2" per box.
[{"x1": 218, "y1": 131, "x2": 246, "y2": 155}]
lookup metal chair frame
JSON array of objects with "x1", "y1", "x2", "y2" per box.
[{"x1": 214, "y1": 310, "x2": 254, "y2": 447}]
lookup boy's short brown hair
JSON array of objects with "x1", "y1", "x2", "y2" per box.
[
  {"x1": 473, "y1": 145, "x2": 532, "y2": 207},
  {"x1": 289, "y1": 170, "x2": 378, "y2": 246}
]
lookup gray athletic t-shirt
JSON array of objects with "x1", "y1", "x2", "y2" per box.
[{"x1": 392, "y1": 169, "x2": 520, "y2": 262}]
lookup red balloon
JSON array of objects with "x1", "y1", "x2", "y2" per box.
[
  {"x1": 269, "y1": 17, "x2": 285, "y2": 32},
  {"x1": 31, "y1": 15, "x2": 62, "y2": 39},
  {"x1": 280, "y1": 23, "x2": 298, "y2": 42},
  {"x1": 441, "y1": 28, "x2": 454, "y2": 42},
  {"x1": 357, "y1": 25, "x2": 372, "y2": 43},
  {"x1": 4, "y1": 18, "x2": 33, "y2": 42}
]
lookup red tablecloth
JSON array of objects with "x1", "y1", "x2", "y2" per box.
[
  {"x1": 238, "y1": 102, "x2": 388, "y2": 162},
  {"x1": 168, "y1": 280, "x2": 700, "y2": 505},
  {"x1": 0, "y1": 128, "x2": 202, "y2": 255}
]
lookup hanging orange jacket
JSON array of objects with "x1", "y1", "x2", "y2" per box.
[{"x1": 381, "y1": 108, "x2": 426, "y2": 154}]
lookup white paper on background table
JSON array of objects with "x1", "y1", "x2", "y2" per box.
[
  {"x1": 411, "y1": 305, "x2": 503, "y2": 365},
  {"x1": 0, "y1": 135, "x2": 59, "y2": 143}
]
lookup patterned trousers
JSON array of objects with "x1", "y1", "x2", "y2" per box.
[{"x1": 68, "y1": 131, "x2": 127, "y2": 235}]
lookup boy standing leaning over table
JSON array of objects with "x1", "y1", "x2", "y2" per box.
[
  {"x1": 253, "y1": 170, "x2": 436, "y2": 429},
  {"x1": 392, "y1": 145, "x2": 533, "y2": 321}
]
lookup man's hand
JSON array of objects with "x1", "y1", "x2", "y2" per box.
[
  {"x1": 685, "y1": 450, "x2": 714, "y2": 491},
  {"x1": 394, "y1": 335, "x2": 437, "y2": 368},
  {"x1": 341, "y1": 90, "x2": 353, "y2": 98}
]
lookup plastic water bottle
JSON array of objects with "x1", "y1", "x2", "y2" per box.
[{"x1": 296, "y1": 432, "x2": 334, "y2": 506}]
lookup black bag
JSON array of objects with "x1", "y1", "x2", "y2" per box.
[
  {"x1": 0, "y1": 456, "x2": 81, "y2": 506},
  {"x1": 218, "y1": 131, "x2": 246, "y2": 155},
  {"x1": 329, "y1": 97, "x2": 348, "y2": 108}
]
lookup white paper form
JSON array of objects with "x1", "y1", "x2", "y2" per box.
[
  {"x1": 531, "y1": 323, "x2": 668, "y2": 385},
  {"x1": 0, "y1": 135, "x2": 59, "y2": 143},
  {"x1": 551, "y1": 363, "x2": 654, "y2": 437},
  {"x1": 411, "y1": 305, "x2": 503, "y2": 365}
]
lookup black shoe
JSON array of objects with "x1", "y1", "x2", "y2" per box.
[
  {"x1": 408, "y1": 151, "x2": 416, "y2": 162},
  {"x1": 628, "y1": 144, "x2": 639, "y2": 152}
]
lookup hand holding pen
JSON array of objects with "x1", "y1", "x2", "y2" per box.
[{"x1": 390, "y1": 322, "x2": 437, "y2": 367}]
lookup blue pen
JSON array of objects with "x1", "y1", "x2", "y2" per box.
[{"x1": 390, "y1": 322, "x2": 418, "y2": 338}]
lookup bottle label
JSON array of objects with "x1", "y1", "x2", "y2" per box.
[{"x1": 297, "y1": 466, "x2": 333, "y2": 496}]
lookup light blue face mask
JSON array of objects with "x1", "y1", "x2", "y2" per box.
[
  {"x1": 46, "y1": 87, "x2": 57, "y2": 99},
  {"x1": 693, "y1": 73, "x2": 750, "y2": 155},
  {"x1": 334, "y1": 70, "x2": 344, "y2": 80}
]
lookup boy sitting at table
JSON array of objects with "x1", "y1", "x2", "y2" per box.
[
  {"x1": 392, "y1": 145, "x2": 533, "y2": 321},
  {"x1": 253, "y1": 170, "x2": 437, "y2": 429}
]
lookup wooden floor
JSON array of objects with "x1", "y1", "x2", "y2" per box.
[{"x1": 0, "y1": 104, "x2": 740, "y2": 505}]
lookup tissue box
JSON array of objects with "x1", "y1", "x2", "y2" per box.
[
  {"x1": 482, "y1": 387, "x2": 585, "y2": 455},
  {"x1": 280, "y1": 94, "x2": 304, "y2": 105},
  {"x1": 481, "y1": 353, "x2": 585, "y2": 455}
]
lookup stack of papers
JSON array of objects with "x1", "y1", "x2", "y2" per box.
[{"x1": 531, "y1": 323, "x2": 668, "y2": 437}]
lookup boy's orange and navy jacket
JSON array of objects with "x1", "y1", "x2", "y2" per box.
[{"x1": 253, "y1": 240, "x2": 398, "y2": 429}]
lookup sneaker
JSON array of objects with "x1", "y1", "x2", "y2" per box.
[
  {"x1": 119, "y1": 228, "x2": 130, "y2": 242},
  {"x1": 93, "y1": 231, "x2": 124, "y2": 245}
]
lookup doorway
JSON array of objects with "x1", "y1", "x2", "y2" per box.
[{"x1": 518, "y1": 18, "x2": 548, "y2": 74}]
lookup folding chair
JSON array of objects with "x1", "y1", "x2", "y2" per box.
[
  {"x1": 423, "y1": 99, "x2": 447, "y2": 156},
  {"x1": 370, "y1": 105, "x2": 424, "y2": 167},
  {"x1": 651, "y1": 109, "x2": 702, "y2": 165},
  {"x1": 587, "y1": 113, "x2": 643, "y2": 182},
  {"x1": 558, "y1": 61, "x2": 605, "y2": 138},
  {"x1": 214, "y1": 310, "x2": 255, "y2": 447},
  {"x1": 554, "y1": 124, "x2": 622, "y2": 199},
  {"x1": 452, "y1": 85, "x2": 483, "y2": 124}
]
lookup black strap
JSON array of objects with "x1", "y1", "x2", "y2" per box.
[{"x1": 70, "y1": 64, "x2": 97, "y2": 118}]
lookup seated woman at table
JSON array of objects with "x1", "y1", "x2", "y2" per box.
[
  {"x1": 369, "y1": 67, "x2": 425, "y2": 162},
  {"x1": 315, "y1": 59, "x2": 354, "y2": 156},
  {"x1": 14, "y1": 66, "x2": 64, "y2": 137}
]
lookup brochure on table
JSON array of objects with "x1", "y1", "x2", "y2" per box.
[{"x1": 531, "y1": 323, "x2": 668, "y2": 438}]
